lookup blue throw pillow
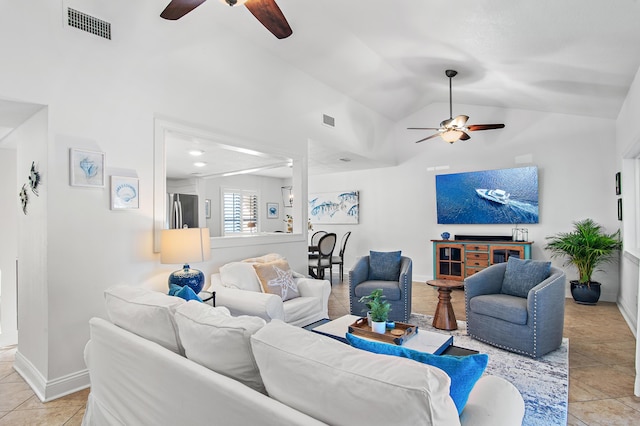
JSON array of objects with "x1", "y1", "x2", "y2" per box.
[
  {"x1": 169, "y1": 284, "x2": 203, "y2": 302},
  {"x1": 345, "y1": 333, "x2": 488, "y2": 415},
  {"x1": 368, "y1": 250, "x2": 402, "y2": 281},
  {"x1": 501, "y1": 257, "x2": 551, "y2": 298}
]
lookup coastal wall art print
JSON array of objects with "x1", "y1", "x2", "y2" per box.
[
  {"x1": 435, "y1": 166, "x2": 539, "y2": 224},
  {"x1": 309, "y1": 191, "x2": 359, "y2": 224}
]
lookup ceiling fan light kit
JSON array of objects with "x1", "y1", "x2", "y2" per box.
[
  {"x1": 161, "y1": 0, "x2": 292, "y2": 39},
  {"x1": 409, "y1": 69, "x2": 505, "y2": 144}
]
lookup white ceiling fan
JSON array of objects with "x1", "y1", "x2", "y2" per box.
[{"x1": 408, "y1": 70, "x2": 505, "y2": 144}]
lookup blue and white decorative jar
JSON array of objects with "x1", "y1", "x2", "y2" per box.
[{"x1": 441, "y1": 232, "x2": 451, "y2": 240}]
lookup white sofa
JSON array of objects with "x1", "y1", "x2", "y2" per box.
[
  {"x1": 207, "y1": 254, "x2": 331, "y2": 326},
  {"x1": 82, "y1": 286, "x2": 525, "y2": 426}
]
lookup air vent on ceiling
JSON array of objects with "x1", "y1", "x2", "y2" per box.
[
  {"x1": 322, "y1": 114, "x2": 335, "y2": 128},
  {"x1": 67, "y1": 7, "x2": 111, "y2": 40}
]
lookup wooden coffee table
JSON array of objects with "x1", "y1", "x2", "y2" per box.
[{"x1": 426, "y1": 279, "x2": 463, "y2": 331}]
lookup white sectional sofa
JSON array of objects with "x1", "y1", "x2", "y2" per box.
[{"x1": 82, "y1": 286, "x2": 525, "y2": 426}]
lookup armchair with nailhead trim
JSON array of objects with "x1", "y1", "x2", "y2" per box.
[{"x1": 464, "y1": 261, "x2": 565, "y2": 358}]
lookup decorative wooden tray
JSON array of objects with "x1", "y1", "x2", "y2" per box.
[{"x1": 348, "y1": 317, "x2": 418, "y2": 345}]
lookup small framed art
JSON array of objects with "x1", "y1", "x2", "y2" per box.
[
  {"x1": 267, "y1": 202, "x2": 279, "y2": 219},
  {"x1": 205, "y1": 199, "x2": 211, "y2": 219},
  {"x1": 70, "y1": 148, "x2": 105, "y2": 187},
  {"x1": 111, "y1": 176, "x2": 139, "y2": 210},
  {"x1": 618, "y1": 198, "x2": 623, "y2": 221}
]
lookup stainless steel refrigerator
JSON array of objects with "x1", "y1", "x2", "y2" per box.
[{"x1": 167, "y1": 193, "x2": 199, "y2": 229}]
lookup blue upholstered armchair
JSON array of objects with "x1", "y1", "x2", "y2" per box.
[
  {"x1": 464, "y1": 258, "x2": 566, "y2": 358},
  {"x1": 349, "y1": 252, "x2": 412, "y2": 323}
]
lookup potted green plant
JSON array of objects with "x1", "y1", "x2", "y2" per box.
[
  {"x1": 545, "y1": 218, "x2": 622, "y2": 305},
  {"x1": 359, "y1": 289, "x2": 391, "y2": 334}
]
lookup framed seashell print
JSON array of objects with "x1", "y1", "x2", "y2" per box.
[
  {"x1": 111, "y1": 176, "x2": 139, "y2": 210},
  {"x1": 69, "y1": 148, "x2": 105, "y2": 187}
]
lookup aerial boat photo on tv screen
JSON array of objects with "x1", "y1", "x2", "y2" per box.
[{"x1": 435, "y1": 166, "x2": 539, "y2": 224}]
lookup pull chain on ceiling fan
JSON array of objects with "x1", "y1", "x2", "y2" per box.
[
  {"x1": 160, "y1": 0, "x2": 293, "y2": 39},
  {"x1": 408, "y1": 69, "x2": 505, "y2": 144}
]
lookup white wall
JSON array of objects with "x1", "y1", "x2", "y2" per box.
[
  {"x1": 0, "y1": 147, "x2": 18, "y2": 347},
  {"x1": 615, "y1": 62, "x2": 640, "y2": 396},
  {"x1": 0, "y1": 0, "x2": 394, "y2": 400},
  {"x1": 311, "y1": 102, "x2": 619, "y2": 300}
]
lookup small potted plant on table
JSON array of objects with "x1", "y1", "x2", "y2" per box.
[
  {"x1": 545, "y1": 218, "x2": 622, "y2": 305},
  {"x1": 359, "y1": 289, "x2": 391, "y2": 334}
]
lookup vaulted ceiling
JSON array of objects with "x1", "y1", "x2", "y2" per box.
[{"x1": 200, "y1": 0, "x2": 640, "y2": 121}]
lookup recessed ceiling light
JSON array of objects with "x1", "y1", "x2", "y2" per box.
[
  {"x1": 193, "y1": 162, "x2": 207, "y2": 167},
  {"x1": 189, "y1": 150, "x2": 204, "y2": 156}
]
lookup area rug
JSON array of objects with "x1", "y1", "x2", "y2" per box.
[{"x1": 409, "y1": 313, "x2": 568, "y2": 426}]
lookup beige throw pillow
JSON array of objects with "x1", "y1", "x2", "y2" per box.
[{"x1": 253, "y1": 260, "x2": 300, "y2": 301}]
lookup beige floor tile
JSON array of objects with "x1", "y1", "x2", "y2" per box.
[
  {"x1": 16, "y1": 388, "x2": 89, "y2": 411},
  {"x1": 567, "y1": 413, "x2": 589, "y2": 425},
  {"x1": 0, "y1": 382, "x2": 35, "y2": 412},
  {"x1": 64, "y1": 408, "x2": 86, "y2": 426},
  {"x1": 569, "y1": 378, "x2": 609, "y2": 402},
  {"x1": 570, "y1": 365, "x2": 636, "y2": 399},
  {"x1": 0, "y1": 406, "x2": 82, "y2": 426},
  {"x1": 0, "y1": 371, "x2": 25, "y2": 384},
  {"x1": 617, "y1": 395, "x2": 640, "y2": 412},
  {"x1": 569, "y1": 398, "x2": 640, "y2": 425}
]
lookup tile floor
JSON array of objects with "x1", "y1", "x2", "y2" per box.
[{"x1": 0, "y1": 278, "x2": 638, "y2": 425}]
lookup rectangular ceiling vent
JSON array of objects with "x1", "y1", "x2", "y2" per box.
[
  {"x1": 322, "y1": 114, "x2": 335, "y2": 128},
  {"x1": 67, "y1": 7, "x2": 111, "y2": 40}
]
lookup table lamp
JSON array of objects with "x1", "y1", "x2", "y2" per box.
[{"x1": 161, "y1": 228, "x2": 211, "y2": 293}]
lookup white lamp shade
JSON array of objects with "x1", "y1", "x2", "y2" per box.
[
  {"x1": 441, "y1": 129, "x2": 463, "y2": 143},
  {"x1": 160, "y1": 228, "x2": 211, "y2": 265}
]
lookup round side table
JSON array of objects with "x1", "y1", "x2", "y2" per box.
[{"x1": 426, "y1": 279, "x2": 463, "y2": 331}]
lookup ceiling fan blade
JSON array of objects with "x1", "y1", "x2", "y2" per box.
[
  {"x1": 467, "y1": 124, "x2": 505, "y2": 131},
  {"x1": 160, "y1": 0, "x2": 207, "y2": 20},
  {"x1": 450, "y1": 115, "x2": 469, "y2": 128},
  {"x1": 415, "y1": 133, "x2": 441, "y2": 143},
  {"x1": 459, "y1": 132, "x2": 471, "y2": 141},
  {"x1": 407, "y1": 127, "x2": 441, "y2": 130},
  {"x1": 245, "y1": 0, "x2": 293, "y2": 39}
]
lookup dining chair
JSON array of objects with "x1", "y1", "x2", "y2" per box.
[
  {"x1": 331, "y1": 231, "x2": 351, "y2": 282},
  {"x1": 308, "y1": 233, "x2": 337, "y2": 284},
  {"x1": 308, "y1": 230, "x2": 327, "y2": 260}
]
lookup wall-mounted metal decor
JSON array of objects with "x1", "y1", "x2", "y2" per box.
[
  {"x1": 19, "y1": 184, "x2": 28, "y2": 215},
  {"x1": 28, "y1": 161, "x2": 42, "y2": 195}
]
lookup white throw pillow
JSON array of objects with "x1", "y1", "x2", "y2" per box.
[
  {"x1": 251, "y1": 320, "x2": 460, "y2": 426},
  {"x1": 104, "y1": 285, "x2": 185, "y2": 355},
  {"x1": 218, "y1": 262, "x2": 263, "y2": 293},
  {"x1": 175, "y1": 301, "x2": 267, "y2": 393}
]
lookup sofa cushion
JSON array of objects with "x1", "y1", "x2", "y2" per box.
[
  {"x1": 345, "y1": 333, "x2": 488, "y2": 415},
  {"x1": 368, "y1": 250, "x2": 402, "y2": 281},
  {"x1": 470, "y1": 294, "x2": 528, "y2": 325},
  {"x1": 242, "y1": 253, "x2": 284, "y2": 263},
  {"x1": 253, "y1": 259, "x2": 300, "y2": 301},
  {"x1": 501, "y1": 257, "x2": 551, "y2": 298},
  {"x1": 174, "y1": 301, "x2": 267, "y2": 393},
  {"x1": 104, "y1": 285, "x2": 185, "y2": 355},
  {"x1": 219, "y1": 261, "x2": 263, "y2": 293},
  {"x1": 251, "y1": 320, "x2": 460, "y2": 426}
]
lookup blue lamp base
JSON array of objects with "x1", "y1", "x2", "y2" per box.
[{"x1": 168, "y1": 264, "x2": 205, "y2": 294}]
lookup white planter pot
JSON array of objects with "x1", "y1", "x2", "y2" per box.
[{"x1": 371, "y1": 321, "x2": 386, "y2": 334}]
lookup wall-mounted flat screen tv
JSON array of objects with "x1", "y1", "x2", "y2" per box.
[{"x1": 435, "y1": 166, "x2": 539, "y2": 224}]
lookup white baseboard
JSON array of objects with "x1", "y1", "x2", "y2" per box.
[
  {"x1": 13, "y1": 350, "x2": 90, "y2": 402},
  {"x1": 618, "y1": 300, "x2": 638, "y2": 338}
]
